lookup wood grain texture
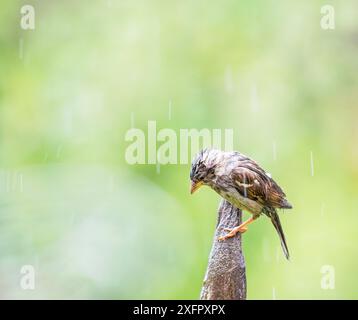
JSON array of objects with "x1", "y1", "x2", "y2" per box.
[{"x1": 200, "y1": 199, "x2": 246, "y2": 300}]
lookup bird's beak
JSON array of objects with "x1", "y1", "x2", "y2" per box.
[{"x1": 190, "y1": 181, "x2": 203, "y2": 194}]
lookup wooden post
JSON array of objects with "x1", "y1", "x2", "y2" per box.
[{"x1": 200, "y1": 199, "x2": 247, "y2": 300}]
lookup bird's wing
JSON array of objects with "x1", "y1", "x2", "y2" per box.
[{"x1": 231, "y1": 157, "x2": 288, "y2": 208}]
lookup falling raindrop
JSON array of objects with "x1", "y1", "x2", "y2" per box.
[
  {"x1": 272, "y1": 141, "x2": 277, "y2": 161},
  {"x1": 168, "y1": 100, "x2": 172, "y2": 120},
  {"x1": 276, "y1": 246, "x2": 280, "y2": 262},
  {"x1": 262, "y1": 238, "x2": 270, "y2": 262},
  {"x1": 19, "y1": 173, "x2": 24, "y2": 193},
  {"x1": 19, "y1": 38, "x2": 24, "y2": 60},
  {"x1": 320, "y1": 202, "x2": 325, "y2": 216},
  {"x1": 6, "y1": 172, "x2": 11, "y2": 192},
  {"x1": 70, "y1": 212, "x2": 76, "y2": 227},
  {"x1": 250, "y1": 84, "x2": 259, "y2": 113},
  {"x1": 108, "y1": 175, "x2": 114, "y2": 193},
  {"x1": 225, "y1": 65, "x2": 234, "y2": 93},
  {"x1": 11, "y1": 172, "x2": 17, "y2": 192},
  {"x1": 310, "y1": 151, "x2": 314, "y2": 176},
  {"x1": 130, "y1": 112, "x2": 135, "y2": 128},
  {"x1": 56, "y1": 145, "x2": 62, "y2": 159}
]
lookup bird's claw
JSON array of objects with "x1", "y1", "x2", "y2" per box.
[
  {"x1": 218, "y1": 226, "x2": 248, "y2": 241},
  {"x1": 218, "y1": 234, "x2": 233, "y2": 241},
  {"x1": 240, "y1": 227, "x2": 248, "y2": 233},
  {"x1": 224, "y1": 226, "x2": 248, "y2": 233}
]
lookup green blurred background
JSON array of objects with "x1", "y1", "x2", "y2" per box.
[{"x1": 0, "y1": 0, "x2": 357, "y2": 299}]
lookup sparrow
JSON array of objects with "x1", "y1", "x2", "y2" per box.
[{"x1": 190, "y1": 149, "x2": 292, "y2": 260}]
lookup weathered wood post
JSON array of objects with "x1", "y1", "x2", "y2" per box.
[{"x1": 200, "y1": 199, "x2": 247, "y2": 300}]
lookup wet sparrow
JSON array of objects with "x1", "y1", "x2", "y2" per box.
[{"x1": 190, "y1": 149, "x2": 292, "y2": 260}]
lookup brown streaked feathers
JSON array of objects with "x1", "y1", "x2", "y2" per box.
[
  {"x1": 232, "y1": 157, "x2": 292, "y2": 209},
  {"x1": 190, "y1": 149, "x2": 292, "y2": 260}
]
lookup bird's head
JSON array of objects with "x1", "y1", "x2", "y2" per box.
[{"x1": 190, "y1": 148, "x2": 221, "y2": 194}]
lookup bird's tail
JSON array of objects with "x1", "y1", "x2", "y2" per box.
[{"x1": 266, "y1": 208, "x2": 290, "y2": 260}]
